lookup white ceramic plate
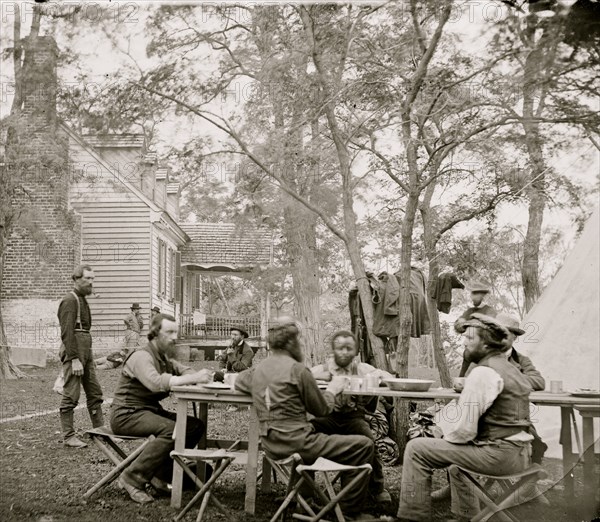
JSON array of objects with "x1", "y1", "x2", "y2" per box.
[
  {"x1": 568, "y1": 390, "x2": 600, "y2": 398},
  {"x1": 202, "y1": 383, "x2": 233, "y2": 390}
]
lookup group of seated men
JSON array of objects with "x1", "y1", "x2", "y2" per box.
[{"x1": 105, "y1": 310, "x2": 544, "y2": 522}]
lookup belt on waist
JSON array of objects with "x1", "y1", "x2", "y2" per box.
[{"x1": 74, "y1": 329, "x2": 90, "y2": 333}]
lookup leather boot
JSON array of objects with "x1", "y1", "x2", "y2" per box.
[
  {"x1": 89, "y1": 407, "x2": 104, "y2": 428},
  {"x1": 60, "y1": 409, "x2": 76, "y2": 440},
  {"x1": 61, "y1": 410, "x2": 87, "y2": 448}
]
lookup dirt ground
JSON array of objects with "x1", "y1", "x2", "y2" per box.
[{"x1": 0, "y1": 364, "x2": 598, "y2": 522}]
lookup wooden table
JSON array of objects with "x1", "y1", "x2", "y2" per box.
[
  {"x1": 343, "y1": 388, "x2": 600, "y2": 496},
  {"x1": 170, "y1": 385, "x2": 261, "y2": 514}
]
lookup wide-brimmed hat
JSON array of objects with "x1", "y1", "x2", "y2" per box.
[
  {"x1": 151, "y1": 306, "x2": 161, "y2": 313},
  {"x1": 230, "y1": 325, "x2": 249, "y2": 338},
  {"x1": 495, "y1": 313, "x2": 526, "y2": 336},
  {"x1": 467, "y1": 280, "x2": 490, "y2": 294},
  {"x1": 131, "y1": 302, "x2": 141, "y2": 310}
]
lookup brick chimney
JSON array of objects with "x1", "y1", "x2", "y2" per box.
[
  {"x1": 1, "y1": 35, "x2": 79, "y2": 303},
  {"x1": 20, "y1": 35, "x2": 58, "y2": 143}
]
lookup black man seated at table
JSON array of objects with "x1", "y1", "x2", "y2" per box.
[
  {"x1": 110, "y1": 313, "x2": 213, "y2": 504},
  {"x1": 235, "y1": 317, "x2": 375, "y2": 521},
  {"x1": 310, "y1": 330, "x2": 394, "y2": 504},
  {"x1": 396, "y1": 313, "x2": 533, "y2": 522}
]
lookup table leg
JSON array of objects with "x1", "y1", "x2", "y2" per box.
[
  {"x1": 560, "y1": 406, "x2": 574, "y2": 499},
  {"x1": 197, "y1": 403, "x2": 209, "y2": 482},
  {"x1": 262, "y1": 456, "x2": 272, "y2": 493},
  {"x1": 171, "y1": 398, "x2": 189, "y2": 509},
  {"x1": 245, "y1": 405, "x2": 259, "y2": 514},
  {"x1": 581, "y1": 416, "x2": 596, "y2": 515}
]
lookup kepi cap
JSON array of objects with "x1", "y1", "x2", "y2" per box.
[{"x1": 495, "y1": 313, "x2": 525, "y2": 336}]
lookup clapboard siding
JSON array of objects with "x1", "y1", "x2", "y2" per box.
[{"x1": 68, "y1": 136, "x2": 152, "y2": 336}]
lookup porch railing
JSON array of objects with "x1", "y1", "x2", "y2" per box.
[{"x1": 179, "y1": 313, "x2": 262, "y2": 339}]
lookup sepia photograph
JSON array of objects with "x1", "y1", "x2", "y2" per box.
[{"x1": 0, "y1": 1, "x2": 598, "y2": 521}]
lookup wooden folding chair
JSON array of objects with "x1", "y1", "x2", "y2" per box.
[
  {"x1": 171, "y1": 441, "x2": 241, "y2": 522},
  {"x1": 266, "y1": 453, "x2": 373, "y2": 522},
  {"x1": 449, "y1": 463, "x2": 549, "y2": 522},
  {"x1": 83, "y1": 427, "x2": 155, "y2": 498}
]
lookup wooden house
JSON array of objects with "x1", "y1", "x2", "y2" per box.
[{"x1": 0, "y1": 35, "x2": 271, "y2": 364}]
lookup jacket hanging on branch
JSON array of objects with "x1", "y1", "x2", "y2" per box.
[{"x1": 429, "y1": 272, "x2": 465, "y2": 314}]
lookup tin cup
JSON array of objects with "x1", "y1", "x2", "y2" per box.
[
  {"x1": 550, "y1": 380, "x2": 563, "y2": 394},
  {"x1": 366, "y1": 374, "x2": 380, "y2": 389},
  {"x1": 349, "y1": 377, "x2": 362, "y2": 392},
  {"x1": 224, "y1": 373, "x2": 238, "y2": 390}
]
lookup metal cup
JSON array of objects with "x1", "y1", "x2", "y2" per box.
[
  {"x1": 550, "y1": 380, "x2": 563, "y2": 394},
  {"x1": 224, "y1": 373, "x2": 238, "y2": 390},
  {"x1": 366, "y1": 374, "x2": 380, "y2": 389},
  {"x1": 350, "y1": 377, "x2": 362, "y2": 392}
]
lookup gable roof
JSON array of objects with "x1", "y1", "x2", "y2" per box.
[
  {"x1": 180, "y1": 223, "x2": 272, "y2": 269},
  {"x1": 61, "y1": 123, "x2": 189, "y2": 244}
]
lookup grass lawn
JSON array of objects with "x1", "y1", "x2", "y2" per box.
[{"x1": 0, "y1": 364, "x2": 598, "y2": 521}]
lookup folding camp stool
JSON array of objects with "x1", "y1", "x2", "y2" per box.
[
  {"x1": 449, "y1": 463, "x2": 549, "y2": 522},
  {"x1": 171, "y1": 441, "x2": 241, "y2": 522},
  {"x1": 266, "y1": 453, "x2": 372, "y2": 522},
  {"x1": 83, "y1": 427, "x2": 155, "y2": 498}
]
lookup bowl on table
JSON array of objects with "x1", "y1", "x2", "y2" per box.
[{"x1": 382, "y1": 378, "x2": 434, "y2": 392}]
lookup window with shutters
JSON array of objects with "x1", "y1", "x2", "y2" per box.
[
  {"x1": 193, "y1": 273, "x2": 201, "y2": 309},
  {"x1": 166, "y1": 247, "x2": 172, "y2": 300},
  {"x1": 157, "y1": 239, "x2": 164, "y2": 294},
  {"x1": 174, "y1": 251, "x2": 182, "y2": 302}
]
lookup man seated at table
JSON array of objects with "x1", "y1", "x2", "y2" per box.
[
  {"x1": 235, "y1": 317, "x2": 375, "y2": 521},
  {"x1": 396, "y1": 314, "x2": 533, "y2": 522},
  {"x1": 110, "y1": 313, "x2": 213, "y2": 504},
  {"x1": 310, "y1": 330, "x2": 394, "y2": 504},
  {"x1": 214, "y1": 325, "x2": 254, "y2": 382},
  {"x1": 431, "y1": 312, "x2": 548, "y2": 504}
]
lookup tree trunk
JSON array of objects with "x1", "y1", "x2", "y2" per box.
[
  {"x1": 393, "y1": 190, "x2": 420, "y2": 455},
  {"x1": 420, "y1": 185, "x2": 451, "y2": 387},
  {"x1": 283, "y1": 202, "x2": 323, "y2": 365},
  {"x1": 520, "y1": 21, "x2": 554, "y2": 313},
  {"x1": 0, "y1": 242, "x2": 26, "y2": 379},
  {"x1": 425, "y1": 276, "x2": 451, "y2": 387}
]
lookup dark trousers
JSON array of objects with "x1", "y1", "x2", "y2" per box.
[
  {"x1": 311, "y1": 414, "x2": 385, "y2": 496},
  {"x1": 59, "y1": 332, "x2": 103, "y2": 438},
  {"x1": 111, "y1": 406, "x2": 205, "y2": 489},
  {"x1": 261, "y1": 425, "x2": 374, "y2": 516}
]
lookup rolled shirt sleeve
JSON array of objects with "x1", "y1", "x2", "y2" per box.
[
  {"x1": 443, "y1": 366, "x2": 503, "y2": 444},
  {"x1": 123, "y1": 351, "x2": 172, "y2": 393}
]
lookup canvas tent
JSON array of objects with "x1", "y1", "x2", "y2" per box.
[{"x1": 515, "y1": 207, "x2": 600, "y2": 458}]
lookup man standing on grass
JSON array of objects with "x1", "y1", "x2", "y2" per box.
[
  {"x1": 454, "y1": 281, "x2": 497, "y2": 378},
  {"x1": 58, "y1": 264, "x2": 104, "y2": 448}
]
